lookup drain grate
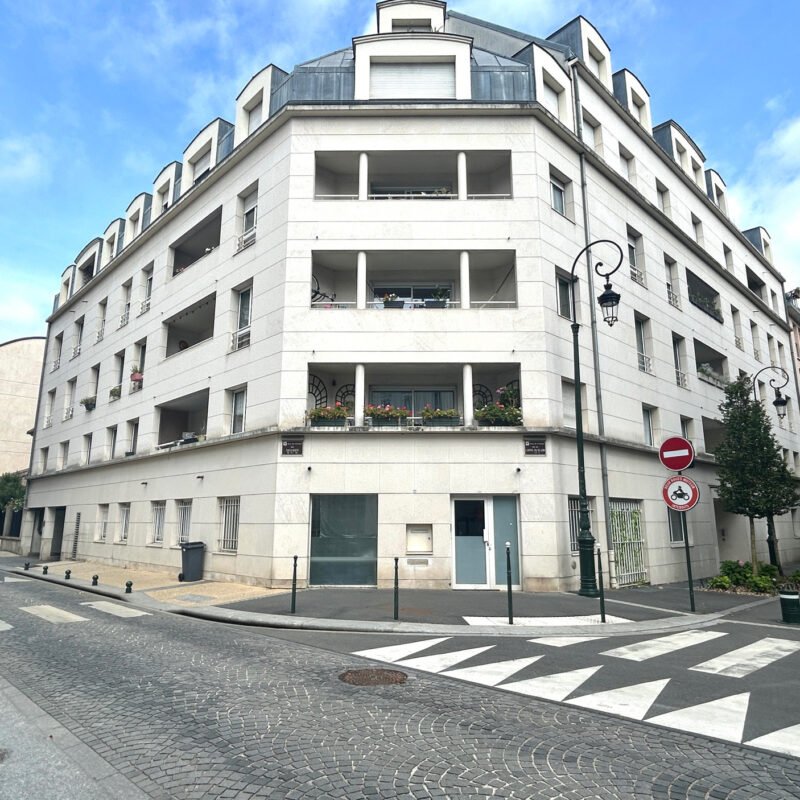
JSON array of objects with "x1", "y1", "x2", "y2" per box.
[{"x1": 339, "y1": 668, "x2": 407, "y2": 686}]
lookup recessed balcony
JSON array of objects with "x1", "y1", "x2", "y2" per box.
[{"x1": 164, "y1": 294, "x2": 216, "y2": 357}]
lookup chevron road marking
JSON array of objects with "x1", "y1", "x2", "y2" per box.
[
  {"x1": 689, "y1": 637, "x2": 800, "y2": 678},
  {"x1": 353, "y1": 637, "x2": 450, "y2": 663},
  {"x1": 601, "y1": 630, "x2": 727, "y2": 661},
  {"x1": 0, "y1": 621, "x2": 12, "y2": 632},
  {"x1": 647, "y1": 692, "x2": 750, "y2": 742},
  {"x1": 746, "y1": 724, "x2": 800, "y2": 758},
  {"x1": 442, "y1": 656, "x2": 543, "y2": 686},
  {"x1": 2, "y1": 577, "x2": 30, "y2": 583},
  {"x1": 397, "y1": 645, "x2": 495, "y2": 673},
  {"x1": 529, "y1": 636, "x2": 604, "y2": 647},
  {"x1": 502, "y1": 666, "x2": 602, "y2": 702},
  {"x1": 567, "y1": 679, "x2": 670, "y2": 720}
]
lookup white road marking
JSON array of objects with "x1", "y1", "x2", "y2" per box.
[
  {"x1": 21, "y1": 605, "x2": 88, "y2": 624},
  {"x1": 647, "y1": 692, "x2": 750, "y2": 742},
  {"x1": 442, "y1": 656, "x2": 543, "y2": 686},
  {"x1": 746, "y1": 724, "x2": 800, "y2": 757},
  {"x1": 502, "y1": 666, "x2": 602, "y2": 702},
  {"x1": 529, "y1": 636, "x2": 604, "y2": 647},
  {"x1": 689, "y1": 637, "x2": 800, "y2": 678},
  {"x1": 602, "y1": 630, "x2": 726, "y2": 661},
  {"x1": 3, "y1": 577, "x2": 30, "y2": 583},
  {"x1": 567, "y1": 679, "x2": 670, "y2": 720},
  {"x1": 0, "y1": 621, "x2": 12, "y2": 632},
  {"x1": 79, "y1": 601, "x2": 151, "y2": 618},
  {"x1": 463, "y1": 615, "x2": 629, "y2": 626},
  {"x1": 397, "y1": 645, "x2": 495, "y2": 673},
  {"x1": 353, "y1": 637, "x2": 450, "y2": 663}
]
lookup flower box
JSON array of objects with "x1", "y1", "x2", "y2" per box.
[
  {"x1": 371, "y1": 417, "x2": 406, "y2": 427},
  {"x1": 425, "y1": 417, "x2": 459, "y2": 426},
  {"x1": 424, "y1": 300, "x2": 447, "y2": 309},
  {"x1": 311, "y1": 418, "x2": 346, "y2": 427},
  {"x1": 383, "y1": 300, "x2": 405, "y2": 309}
]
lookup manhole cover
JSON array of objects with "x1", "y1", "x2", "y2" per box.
[{"x1": 339, "y1": 668, "x2": 407, "y2": 686}]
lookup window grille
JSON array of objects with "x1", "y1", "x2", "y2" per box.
[
  {"x1": 219, "y1": 497, "x2": 240, "y2": 552},
  {"x1": 177, "y1": 500, "x2": 192, "y2": 544},
  {"x1": 567, "y1": 496, "x2": 593, "y2": 555},
  {"x1": 119, "y1": 504, "x2": 130, "y2": 542},
  {"x1": 151, "y1": 501, "x2": 166, "y2": 544}
]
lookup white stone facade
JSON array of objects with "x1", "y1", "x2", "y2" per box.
[{"x1": 21, "y1": 2, "x2": 800, "y2": 590}]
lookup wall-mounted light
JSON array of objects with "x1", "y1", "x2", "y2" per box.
[
  {"x1": 141, "y1": 481, "x2": 148, "y2": 486},
  {"x1": 196, "y1": 475, "x2": 204, "y2": 480}
]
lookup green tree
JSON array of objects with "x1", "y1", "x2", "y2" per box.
[
  {"x1": 714, "y1": 377, "x2": 799, "y2": 575},
  {"x1": 0, "y1": 473, "x2": 25, "y2": 511}
]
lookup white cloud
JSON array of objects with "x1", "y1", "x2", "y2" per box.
[
  {"x1": 0, "y1": 136, "x2": 51, "y2": 184},
  {"x1": 728, "y1": 115, "x2": 800, "y2": 288}
]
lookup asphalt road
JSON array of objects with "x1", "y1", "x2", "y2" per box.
[{"x1": 1, "y1": 574, "x2": 800, "y2": 799}]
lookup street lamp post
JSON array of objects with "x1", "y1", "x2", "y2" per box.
[
  {"x1": 570, "y1": 239, "x2": 624, "y2": 597},
  {"x1": 751, "y1": 364, "x2": 790, "y2": 569}
]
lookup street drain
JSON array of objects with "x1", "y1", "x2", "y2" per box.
[{"x1": 339, "y1": 668, "x2": 407, "y2": 686}]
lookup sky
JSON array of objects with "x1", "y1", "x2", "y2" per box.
[{"x1": 1, "y1": 0, "x2": 799, "y2": 343}]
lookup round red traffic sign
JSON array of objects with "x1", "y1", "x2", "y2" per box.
[
  {"x1": 662, "y1": 475, "x2": 700, "y2": 511},
  {"x1": 659, "y1": 436, "x2": 695, "y2": 471}
]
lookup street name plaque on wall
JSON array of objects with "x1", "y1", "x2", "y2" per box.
[
  {"x1": 524, "y1": 436, "x2": 546, "y2": 456},
  {"x1": 281, "y1": 436, "x2": 304, "y2": 456}
]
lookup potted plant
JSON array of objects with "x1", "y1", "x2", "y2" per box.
[
  {"x1": 421, "y1": 405, "x2": 460, "y2": 426},
  {"x1": 474, "y1": 388, "x2": 522, "y2": 427},
  {"x1": 382, "y1": 293, "x2": 404, "y2": 309},
  {"x1": 308, "y1": 403, "x2": 349, "y2": 427},
  {"x1": 109, "y1": 385, "x2": 122, "y2": 401},
  {"x1": 80, "y1": 395, "x2": 97, "y2": 411},
  {"x1": 366, "y1": 404, "x2": 410, "y2": 427},
  {"x1": 425, "y1": 287, "x2": 450, "y2": 309},
  {"x1": 130, "y1": 364, "x2": 143, "y2": 382}
]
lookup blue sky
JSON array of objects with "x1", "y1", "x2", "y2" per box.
[{"x1": 1, "y1": 0, "x2": 799, "y2": 342}]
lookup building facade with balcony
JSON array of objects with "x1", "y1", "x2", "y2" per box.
[{"x1": 20, "y1": 2, "x2": 800, "y2": 590}]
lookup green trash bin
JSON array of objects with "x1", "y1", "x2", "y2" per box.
[
  {"x1": 179, "y1": 541, "x2": 205, "y2": 582},
  {"x1": 779, "y1": 589, "x2": 800, "y2": 624}
]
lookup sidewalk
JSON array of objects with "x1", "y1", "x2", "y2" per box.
[{"x1": 1, "y1": 552, "x2": 786, "y2": 637}]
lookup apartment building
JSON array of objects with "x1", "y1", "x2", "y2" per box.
[{"x1": 21, "y1": 2, "x2": 800, "y2": 590}]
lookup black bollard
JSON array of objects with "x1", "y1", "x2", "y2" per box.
[
  {"x1": 290, "y1": 555, "x2": 298, "y2": 614},
  {"x1": 394, "y1": 557, "x2": 399, "y2": 621},
  {"x1": 24, "y1": 562, "x2": 30, "y2": 571},
  {"x1": 125, "y1": 580, "x2": 133, "y2": 594},
  {"x1": 42, "y1": 565, "x2": 48, "y2": 575},
  {"x1": 505, "y1": 543, "x2": 514, "y2": 625},
  {"x1": 596, "y1": 548, "x2": 606, "y2": 624},
  {"x1": 92, "y1": 575, "x2": 99, "y2": 586},
  {"x1": 64, "y1": 569, "x2": 71, "y2": 580}
]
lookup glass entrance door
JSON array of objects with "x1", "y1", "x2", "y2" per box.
[{"x1": 454, "y1": 499, "x2": 487, "y2": 586}]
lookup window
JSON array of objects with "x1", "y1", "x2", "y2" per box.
[
  {"x1": 192, "y1": 146, "x2": 211, "y2": 184},
  {"x1": 52, "y1": 333, "x2": 63, "y2": 371},
  {"x1": 44, "y1": 390, "x2": 55, "y2": 428},
  {"x1": 664, "y1": 255, "x2": 679, "y2": 307},
  {"x1": 680, "y1": 416, "x2": 693, "y2": 442},
  {"x1": 540, "y1": 72, "x2": 564, "y2": 120},
  {"x1": 655, "y1": 180, "x2": 670, "y2": 217},
  {"x1": 64, "y1": 379, "x2": 76, "y2": 420},
  {"x1": 72, "y1": 317, "x2": 84, "y2": 359},
  {"x1": 98, "y1": 504, "x2": 109, "y2": 542},
  {"x1": 635, "y1": 315, "x2": 651, "y2": 373},
  {"x1": 642, "y1": 406, "x2": 655, "y2": 446},
  {"x1": 586, "y1": 41, "x2": 606, "y2": 80},
  {"x1": 107, "y1": 425, "x2": 118, "y2": 459},
  {"x1": 771, "y1": 290, "x2": 779, "y2": 313},
  {"x1": 627, "y1": 227, "x2": 645, "y2": 285},
  {"x1": 675, "y1": 140, "x2": 689, "y2": 171},
  {"x1": 239, "y1": 188, "x2": 258, "y2": 250},
  {"x1": 691, "y1": 159, "x2": 703, "y2": 187},
  {"x1": 556, "y1": 270, "x2": 573, "y2": 319},
  {"x1": 691, "y1": 214, "x2": 704, "y2": 246},
  {"x1": 140, "y1": 266, "x2": 153, "y2": 315},
  {"x1": 97, "y1": 299, "x2": 107, "y2": 342},
  {"x1": 83, "y1": 433, "x2": 92, "y2": 465},
  {"x1": 550, "y1": 173, "x2": 566, "y2": 215},
  {"x1": 723, "y1": 245, "x2": 733, "y2": 271},
  {"x1": 232, "y1": 286, "x2": 252, "y2": 350},
  {"x1": 619, "y1": 144, "x2": 635, "y2": 183},
  {"x1": 247, "y1": 97, "x2": 263, "y2": 134},
  {"x1": 176, "y1": 500, "x2": 192, "y2": 544},
  {"x1": 120, "y1": 282, "x2": 132, "y2": 327},
  {"x1": 567, "y1": 496, "x2": 594, "y2": 554},
  {"x1": 767, "y1": 333, "x2": 777, "y2": 366},
  {"x1": 581, "y1": 110, "x2": 602, "y2": 154},
  {"x1": 219, "y1": 496, "x2": 240, "y2": 552},
  {"x1": 39, "y1": 447, "x2": 49, "y2": 472},
  {"x1": 231, "y1": 388, "x2": 246, "y2": 434},
  {"x1": 59, "y1": 441, "x2": 69, "y2": 470},
  {"x1": 631, "y1": 90, "x2": 647, "y2": 126},
  {"x1": 673, "y1": 336, "x2": 686, "y2": 387},
  {"x1": 118, "y1": 503, "x2": 130, "y2": 542},
  {"x1": 731, "y1": 307, "x2": 743, "y2": 349},
  {"x1": 127, "y1": 419, "x2": 139, "y2": 455},
  {"x1": 369, "y1": 61, "x2": 456, "y2": 100},
  {"x1": 668, "y1": 507, "x2": 687, "y2": 544},
  {"x1": 750, "y1": 321, "x2": 761, "y2": 361},
  {"x1": 369, "y1": 387, "x2": 456, "y2": 418},
  {"x1": 151, "y1": 501, "x2": 166, "y2": 544}
]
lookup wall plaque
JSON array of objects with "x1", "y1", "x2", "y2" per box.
[
  {"x1": 524, "y1": 435, "x2": 546, "y2": 456},
  {"x1": 282, "y1": 437, "x2": 304, "y2": 456}
]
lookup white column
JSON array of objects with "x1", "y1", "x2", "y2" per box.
[
  {"x1": 459, "y1": 251, "x2": 470, "y2": 310},
  {"x1": 457, "y1": 151, "x2": 467, "y2": 200},
  {"x1": 463, "y1": 363, "x2": 474, "y2": 426},
  {"x1": 356, "y1": 251, "x2": 366, "y2": 310},
  {"x1": 358, "y1": 153, "x2": 368, "y2": 201},
  {"x1": 355, "y1": 364, "x2": 365, "y2": 426}
]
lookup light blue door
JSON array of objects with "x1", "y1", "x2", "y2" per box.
[
  {"x1": 454, "y1": 499, "x2": 487, "y2": 586},
  {"x1": 492, "y1": 496, "x2": 520, "y2": 586}
]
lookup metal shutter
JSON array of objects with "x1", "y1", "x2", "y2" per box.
[{"x1": 369, "y1": 62, "x2": 455, "y2": 99}]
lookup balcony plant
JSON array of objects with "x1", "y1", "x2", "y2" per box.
[
  {"x1": 382, "y1": 293, "x2": 404, "y2": 309},
  {"x1": 474, "y1": 386, "x2": 523, "y2": 426},
  {"x1": 425, "y1": 287, "x2": 450, "y2": 309},
  {"x1": 366, "y1": 404, "x2": 410, "y2": 427},
  {"x1": 130, "y1": 364, "x2": 144, "y2": 382},
  {"x1": 80, "y1": 396, "x2": 97, "y2": 411},
  {"x1": 308, "y1": 403, "x2": 349, "y2": 427},
  {"x1": 421, "y1": 405, "x2": 460, "y2": 426},
  {"x1": 109, "y1": 385, "x2": 122, "y2": 401}
]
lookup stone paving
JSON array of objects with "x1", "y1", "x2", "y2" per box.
[{"x1": 1, "y1": 579, "x2": 799, "y2": 799}]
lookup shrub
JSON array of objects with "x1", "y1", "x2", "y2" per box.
[
  {"x1": 788, "y1": 570, "x2": 800, "y2": 584},
  {"x1": 421, "y1": 405, "x2": 459, "y2": 420},
  {"x1": 308, "y1": 403, "x2": 349, "y2": 420},
  {"x1": 720, "y1": 560, "x2": 753, "y2": 586},
  {"x1": 759, "y1": 563, "x2": 780, "y2": 581},
  {"x1": 707, "y1": 575, "x2": 732, "y2": 590},
  {"x1": 747, "y1": 575, "x2": 774, "y2": 594}
]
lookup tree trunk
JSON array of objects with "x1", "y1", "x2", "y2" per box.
[
  {"x1": 766, "y1": 513, "x2": 783, "y2": 575},
  {"x1": 749, "y1": 516, "x2": 759, "y2": 575}
]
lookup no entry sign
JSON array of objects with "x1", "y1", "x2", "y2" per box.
[
  {"x1": 659, "y1": 436, "x2": 695, "y2": 471},
  {"x1": 663, "y1": 475, "x2": 700, "y2": 511}
]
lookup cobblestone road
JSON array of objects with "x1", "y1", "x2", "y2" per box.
[{"x1": 1, "y1": 579, "x2": 799, "y2": 799}]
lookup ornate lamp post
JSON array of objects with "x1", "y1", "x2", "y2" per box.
[
  {"x1": 751, "y1": 365, "x2": 790, "y2": 418},
  {"x1": 570, "y1": 239, "x2": 624, "y2": 597}
]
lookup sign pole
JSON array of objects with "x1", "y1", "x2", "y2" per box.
[{"x1": 678, "y1": 472, "x2": 696, "y2": 612}]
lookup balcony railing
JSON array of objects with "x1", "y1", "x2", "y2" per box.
[
  {"x1": 675, "y1": 369, "x2": 687, "y2": 388},
  {"x1": 130, "y1": 379, "x2": 143, "y2": 393},
  {"x1": 43, "y1": 415, "x2": 52, "y2": 429},
  {"x1": 71, "y1": 343, "x2": 82, "y2": 359},
  {"x1": 754, "y1": 348, "x2": 762, "y2": 362},
  {"x1": 688, "y1": 292, "x2": 723, "y2": 323},
  {"x1": 139, "y1": 298, "x2": 151, "y2": 315},
  {"x1": 51, "y1": 357, "x2": 61, "y2": 372},
  {"x1": 96, "y1": 323, "x2": 105, "y2": 343},
  {"x1": 63, "y1": 407, "x2": 74, "y2": 421},
  {"x1": 630, "y1": 266, "x2": 646, "y2": 287},
  {"x1": 466, "y1": 193, "x2": 512, "y2": 200},
  {"x1": 734, "y1": 335, "x2": 744, "y2": 350},
  {"x1": 697, "y1": 369, "x2": 727, "y2": 389},
  {"x1": 637, "y1": 352, "x2": 652, "y2": 373},
  {"x1": 119, "y1": 310, "x2": 130, "y2": 328},
  {"x1": 237, "y1": 226, "x2": 257, "y2": 251},
  {"x1": 667, "y1": 289, "x2": 681, "y2": 308},
  {"x1": 314, "y1": 193, "x2": 359, "y2": 200},
  {"x1": 231, "y1": 327, "x2": 251, "y2": 351},
  {"x1": 369, "y1": 188, "x2": 455, "y2": 200}
]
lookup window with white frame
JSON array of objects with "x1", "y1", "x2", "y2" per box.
[
  {"x1": 232, "y1": 286, "x2": 252, "y2": 350},
  {"x1": 618, "y1": 144, "x2": 635, "y2": 183},
  {"x1": 656, "y1": 180, "x2": 670, "y2": 217},
  {"x1": 107, "y1": 425, "x2": 118, "y2": 459},
  {"x1": 97, "y1": 299, "x2": 107, "y2": 342},
  {"x1": 664, "y1": 255, "x2": 679, "y2": 307},
  {"x1": 151, "y1": 501, "x2": 166, "y2": 544},
  {"x1": 550, "y1": 172, "x2": 567, "y2": 215},
  {"x1": 556, "y1": 269, "x2": 574, "y2": 319},
  {"x1": 140, "y1": 265, "x2": 153, "y2": 314},
  {"x1": 369, "y1": 61, "x2": 455, "y2": 100},
  {"x1": 64, "y1": 379, "x2": 76, "y2": 420},
  {"x1": 118, "y1": 503, "x2": 130, "y2": 542},
  {"x1": 673, "y1": 335, "x2": 686, "y2": 387},
  {"x1": 192, "y1": 146, "x2": 211, "y2": 184},
  {"x1": 581, "y1": 110, "x2": 602, "y2": 154},
  {"x1": 238, "y1": 188, "x2": 258, "y2": 250},
  {"x1": 691, "y1": 213, "x2": 704, "y2": 246},
  {"x1": 98, "y1": 504, "x2": 109, "y2": 542},
  {"x1": 120, "y1": 282, "x2": 132, "y2": 327},
  {"x1": 627, "y1": 227, "x2": 645, "y2": 285},
  {"x1": 39, "y1": 447, "x2": 49, "y2": 473},
  {"x1": 680, "y1": 416, "x2": 693, "y2": 442},
  {"x1": 44, "y1": 389, "x2": 55, "y2": 428},
  {"x1": 176, "y1": 499, "x2": 192, "y2": 544},
  {"x1": 668, "y1": 507, "x2": 686, "y2": 544},
  {"x1": 83, "y1": 433, "x2": 92, "y2": 465},
  {"x1": 218, "y1": 496, "x2": 240, "y2": 551},
  {"x1": 540, "y1": 72, "x2": 564, "y2": 120},
  {"x1": 59, "y1": 441, "x2": 70, "y2": 470},
  {"x1": 642, "y1": 405, "x2": 655, "y2": 446},
  {"x1": 247, "y1": 96, "x2": 263, "y2": 135},
  {"x1": 127, "y1": 419, "x2": 139, "y2": 455},
  {"x1": 230, "y1": 388, "x2": 246, "y2": 434},
  {"x1": 635, "y1": 315, "x2": 651, "y2": 373},
  {"x1": 567, "y1": 496, "x2": 594, "y2": 554}
]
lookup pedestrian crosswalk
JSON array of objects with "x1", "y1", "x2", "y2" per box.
[
  {"x1": 353, "y1": 632, "x2": 800, "y2": 758},
  {"x1": 0, "y1": 601, "x2": 151, "y2": 630}
]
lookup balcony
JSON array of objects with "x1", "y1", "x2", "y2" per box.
[
  {"x1": 51, "y1": 357, "x2": 60, "y2": 372},
  {"x1": 694, "y1": 340, "x2": 728, "y2": 389},
  {"x1": 70, "y1": 343, "x2": 82, "y2": 359},
  {"x1": 170, "y1": 208, "x2": 222, "y2": 277},
  {"x1": 164, "y1": 293, "x2": 216, "y2": 357},
  {"x1": 734, "y1": 335, "x2": 744, "y2": 350},
  {"x1": 43, "y1": 415, "x2": 52, "y2": 429},
  {"x1": 156, "y1": 389, "x2": 209, "y2": 447},
  {"x1": 686, "y1": 269, "x2": 723, "y2": 323},
  {"x1": 237, "y1": 226, "x2": 256, "y2": 252}
]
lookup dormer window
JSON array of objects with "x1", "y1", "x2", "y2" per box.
[
  {"x1": 247, "y1": 97, "x2": 263, "y2": 134},
  {"x1": 392, "y1": 19, "x2": 432, "y2": 32},
  {"x1": 369, "y1": 59, "x2": 455, "y2": 99},
  {"x1": 192, "y1": 147, "x2": 211, "y2": 184},
  {"x1": 586, "y1": 41, "x2": 607, "y2": 82}
]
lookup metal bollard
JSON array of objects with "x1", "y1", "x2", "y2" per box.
[
  {"x1": 23, "y1": 562, "x2": 30, "y2": 571},
  {"x1": 64, "y1": 569, "x2": 71, "y2": 580},
  {"x1": 290, "y1": 555, "x2": 298, "y2": 614},
  {"x1": 505, "y1": 542, "x2": 514, "y2": 625},
  {"x1": 394, "y1": 557, "x2": 399, "y2": 621},
  {"x1": 125, "y1": 580, "x2": 133, "y2": 594},
  {"x1": 596, "y1": 548, "x2": 606, "y2": 624},
  {"x1": 42, "y1": 565, "x2": 48, "y2": 575},
  {"x1": 92, "y1": 575, "x2": 99, "y2": 587}
]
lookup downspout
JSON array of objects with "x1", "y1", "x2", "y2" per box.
[{"x1": 570, "y1": 59, "x2": 614, "y2": 563}]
